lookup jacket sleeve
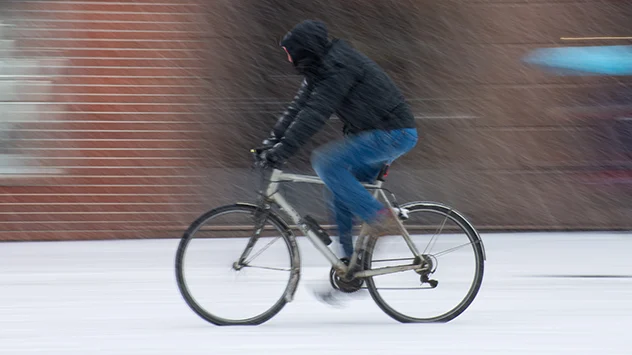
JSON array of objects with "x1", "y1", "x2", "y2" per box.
[
  {"x1": 270, "y1": 79, "x2": 312, "y2": 140},
  {"x1": 275, "y1": 65, "x2": 357, "y2": 159}
]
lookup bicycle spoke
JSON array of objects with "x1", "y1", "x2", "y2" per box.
[
  {"x1": 242, "y1": 265, "x2": 291, "y2": 272},
  {"x1": 423, "y1": 211, "x2": 450, "y2": 255},
  {"x1": 372, "y1": 257, "x2": 415, "y2": 263},
  {"x1": 432, "y1": 240, "x2": 478, "y2": 258},
  {"x1": 244, "y1": 236, "x2": 282, "y2": 265}
]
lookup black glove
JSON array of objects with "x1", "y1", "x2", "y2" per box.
[
  {"x1": 260, "y1": 143, "x2": 285, "y2": 169},
  {"x1": 262, "y1": 132, "x2": 280, "y2": 148}
]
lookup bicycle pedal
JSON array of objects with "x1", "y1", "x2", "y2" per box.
[{"x1": 302, "y1": 215, "x2": 332, "y2": 245}]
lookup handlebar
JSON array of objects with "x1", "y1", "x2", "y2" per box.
[
  {"x1": 250, "y1": 147, "x2": 268, "y2": 166},
  {"x1": 249, "y1": 147, "x2": 277, "y2": 198},
  {"x1": 250, "y1": 146, "x2": 282, "y2": 170}
]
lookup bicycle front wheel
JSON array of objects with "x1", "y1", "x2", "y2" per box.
[
  {"x1": 175, "y1": 203, "x2": 300, "y2": 326},
  {"x1": 363, "y1": 202, "x2": 485, "y2": 323}
]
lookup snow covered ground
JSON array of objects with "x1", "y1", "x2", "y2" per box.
[{"x1": 1, "y1": 232, "x2": 631, "y2": 355}]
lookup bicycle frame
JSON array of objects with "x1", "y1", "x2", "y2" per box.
[{"x1": 264, "y1": 168, "x2": 426, "y2": 277}]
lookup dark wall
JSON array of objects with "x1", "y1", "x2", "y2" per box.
[{"x1": 195, "y1": 0, "x2": 632, "y2": 231}]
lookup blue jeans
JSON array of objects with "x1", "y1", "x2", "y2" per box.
[{"x1": 311, "y1": 128, "x2": 418, "y2": 258}]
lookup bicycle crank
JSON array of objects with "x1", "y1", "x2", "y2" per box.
[{"x1": 329, "y1": 261, "x2": 363, "y2": 293}]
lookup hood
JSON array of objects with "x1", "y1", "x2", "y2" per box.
[{"x1": 280, "y1": 20, "x2": 330, "y2": 75}]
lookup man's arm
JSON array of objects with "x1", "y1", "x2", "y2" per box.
[
  {"x1": 272, "y1": 64, "x2": 357, "y2": 159},
  {"x1": 264, "y1": 79, "x2": 312, "y2": 145}
]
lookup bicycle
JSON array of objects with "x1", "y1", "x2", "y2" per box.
[{"x1": 175, "y1": 148, "x2": 486, "y2": 326}]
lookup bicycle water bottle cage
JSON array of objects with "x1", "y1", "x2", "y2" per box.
[{"x1": 302, "y1": 215, "x2": 332, "y2": 246}]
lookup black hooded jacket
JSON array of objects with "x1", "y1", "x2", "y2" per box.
[{"x1": 270, "y1": 20, "x2": 416, "y2": 159}]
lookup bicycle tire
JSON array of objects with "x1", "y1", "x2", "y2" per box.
[
  {"x1": 363, "y1": 202, "x2": 485, "y2": 323},
  {"x1": 175, "y1": 203, "x2": 301, "y2": 326}
]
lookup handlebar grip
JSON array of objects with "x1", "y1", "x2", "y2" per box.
[{"x1": 251, "y1": 147, "x2": 271, "y2": 166}]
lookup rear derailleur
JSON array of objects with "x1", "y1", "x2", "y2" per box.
[{"x1": 415, "y1": 254, "x2": 439, "y2": 288}]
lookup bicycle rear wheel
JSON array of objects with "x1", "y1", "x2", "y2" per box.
[
  {"x1": 363, "y1": 202, "x2": 485, "y2": 323},
  {"x1": 175, "y1": 203, "x2": 300, "y2": 326}
]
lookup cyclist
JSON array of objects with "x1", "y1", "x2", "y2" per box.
[{"x1": 261, "y1": 19, "x2": 418, "y2": 264}]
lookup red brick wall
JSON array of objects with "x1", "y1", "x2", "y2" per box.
[
  {"x1": 1, "y1": 1, "x2": 631, "y2": 241},
  {"x1": 1, "y1": 0, "x2": 208, "y2": 241}
]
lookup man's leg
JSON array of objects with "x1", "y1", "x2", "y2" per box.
[
  {"x1": 312, "y1": 128, "x2": 418, "y2": 227},
  {"x1": 328, "y1": 162, "x2": 384, "y2": 259},
  {"x1": 329, "y1": 193, "x2": 354, "y2": 259}
]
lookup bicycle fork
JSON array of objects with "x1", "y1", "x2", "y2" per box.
[{"x1": 233, "y1": 206, "x2": 271, "y2": 270}]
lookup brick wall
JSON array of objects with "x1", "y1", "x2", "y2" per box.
[
  {"x1": 1, "y1": 0, "x2": 631, "y2": 241},
  {"x1": 0, "y1": 0, "x2": 208, "y2": 241}
]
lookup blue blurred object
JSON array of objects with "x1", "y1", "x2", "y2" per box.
[{"x1": 523, "y1": 45, "x2": 632, "y2": 75}]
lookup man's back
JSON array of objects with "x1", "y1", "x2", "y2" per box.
[{"x1": 321, "y1": 39, "x2": 416, "y2": 135}]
